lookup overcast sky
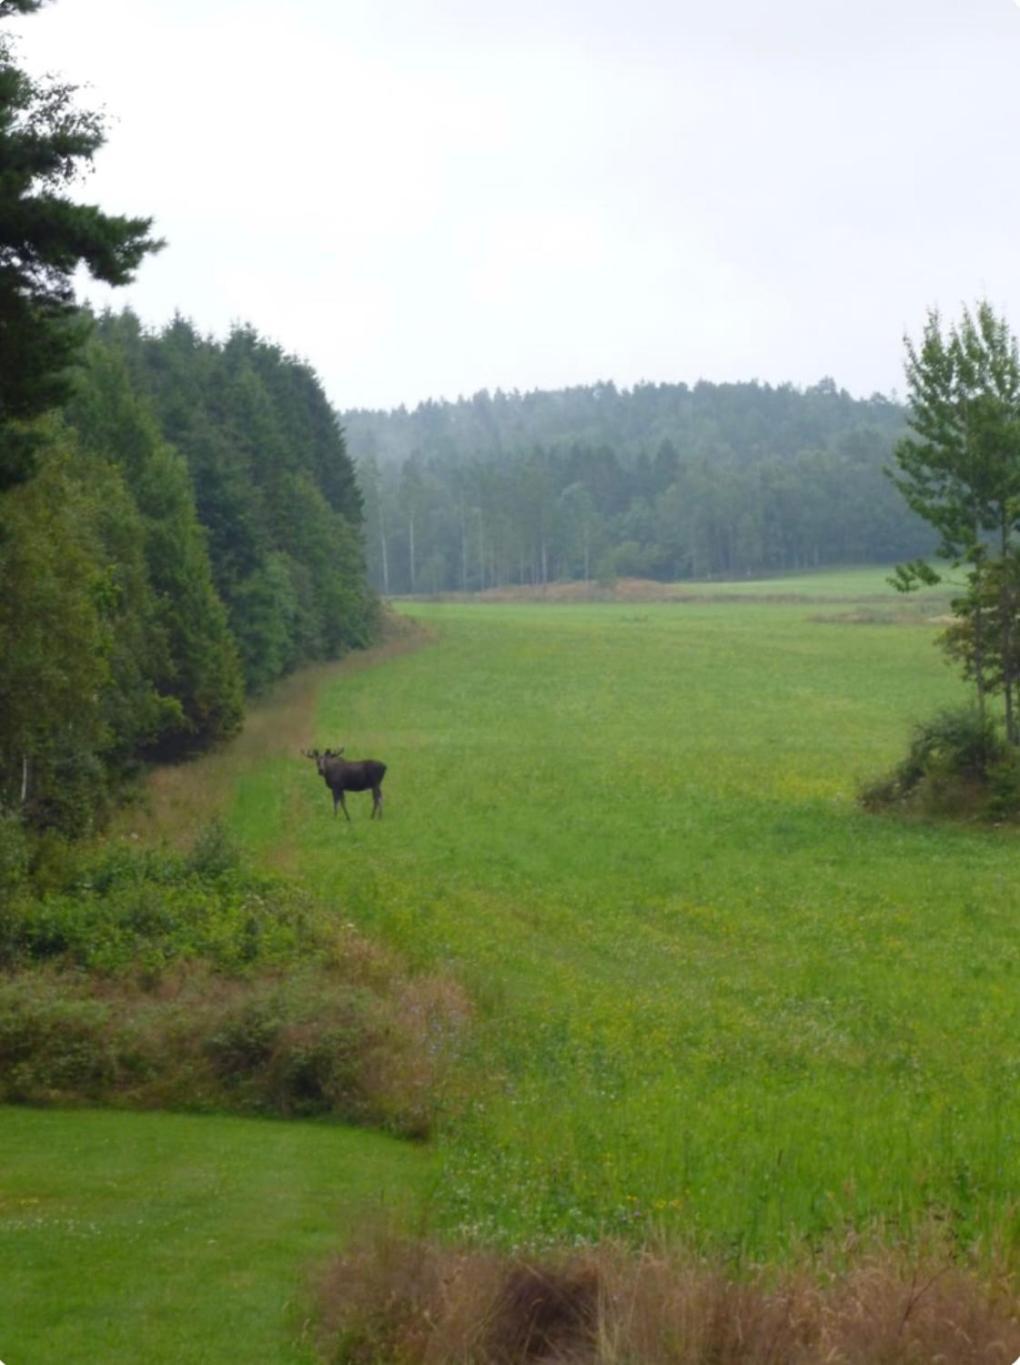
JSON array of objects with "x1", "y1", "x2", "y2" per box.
[{"x1": 13, "y1": 0, "x2": 1020, "y2": 411}]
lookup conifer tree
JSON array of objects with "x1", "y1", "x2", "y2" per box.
[{"x1": 0, "y1": 0, "x2": 161, "y2": 486}]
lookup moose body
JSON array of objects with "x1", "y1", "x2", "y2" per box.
[{"x1": 303, "y1": 747, "x2": 386, "y2": 820}]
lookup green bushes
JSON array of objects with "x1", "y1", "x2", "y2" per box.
[
  {"x1": 0, "y1": 831, "x2": 471, "y2": 1136},
  {"x1": 859, "y1": 706, "x2": 1020, "y2": 819},
  {"x1": 1, "y1": 830, "x2": 317, "y2": 973},
  {"x1": 0, "y1": 965, "x2": 466, "y2": 1136},
  {"x1": 0, "y1": 985, "x2": 117, "y2": 1097}
]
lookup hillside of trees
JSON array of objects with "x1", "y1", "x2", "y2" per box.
[
  {"x1": 344, "y1": 379, "x2": 931, "y2": 592},
  {"x1": 1, "y1": 312, "x2": 374, "y2": 836}
]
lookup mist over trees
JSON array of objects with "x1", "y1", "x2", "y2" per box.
[{"x1": 345, "y1": 379, "x2": 931, "y2": 593}]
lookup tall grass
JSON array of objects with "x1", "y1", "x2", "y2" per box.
[
  {"x1": 316, "y1": 1226, "x2": 1020, "y2": 1363},
  {"x1": 226, "y1": 588, "x2": 1020, "y2": 1258}
]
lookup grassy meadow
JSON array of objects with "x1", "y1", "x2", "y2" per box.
[
  {"x1": 221, "y1": 567, "x2": 1020, "y2": 1257},
  {"x1": 9, "y1": 564, "x2": 1020, "y2": 1360}
]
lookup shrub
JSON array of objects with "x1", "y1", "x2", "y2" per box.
[
  {"x1": 0, "y1": 980, "x2": 117, "y2": 1098},
  {"x1": 859, "y1": 707, "x2": 1018, "y2": 820},
  {"x1": 185, "y1": 818, "x2": 242, "y2": 879},
  {"x1": 900, "y1": 707, "x2": 1006, "y2": 784},
  {"x1": 0, "y1": 961, "x2": 470, "y2": 1135},
  {"x1": 0, "y1": 831, "x2": 473, "y2": 1134},
  {"x1": 4, "y1": 839, "x2": 321, "y2": 973}
]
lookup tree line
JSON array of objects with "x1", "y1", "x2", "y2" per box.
[
  {"x1": 0, "y1": 0, "x2": 375, "y2": 838},
  {"x1": 1, "y1": 314, "x2": 374, "y2": 835},
  {"x1": 345, "y1": 379, "x2": 933, "y2": 594}
]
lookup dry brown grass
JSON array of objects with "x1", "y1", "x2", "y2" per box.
[
  {"x1": 395, "y1": 578, "x2": 800, "y2": 605},
  {"x1": 396, "y1": 578, "x2": 930, "y2": 608},
  {"x1": 314, "y1": 1231, "x2": 1020, "y2": 1363}
]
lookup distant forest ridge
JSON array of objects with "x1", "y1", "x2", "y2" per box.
[{"x1": 341, "y1": 377, "x2": 930, "y2": 592}]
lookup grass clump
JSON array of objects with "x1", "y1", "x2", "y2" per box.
[
  {"x1": 859, "y1": 706, "x2": 1020, "y2": 820},
  {"x1": 315, "y1": 1229, "x2": 1020, "y2": 1364}
]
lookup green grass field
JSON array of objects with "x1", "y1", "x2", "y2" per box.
[
  {"x1": 9, "y1": 567, "x2": 1020, "y2": 1360},
  {"x1": 231, "y1": 572, "x2": 1020, "y2": 1256},
  {"x1": 0, "y1": 1107, "x2": 429, "y2": 1363}
]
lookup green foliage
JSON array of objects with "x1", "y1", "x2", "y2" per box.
[
  {"x1": 860, "y1": 706, "x2": 1015, "y2": 819},
  {"x1": 345, "y1": 380, "x2": 926, "y2": 592},
  {"x1": 0, "y1": 985, "x2": 117, "y2": 1096},
  {"x1": 2, "y1": 839, "x2": 319, "y2": 973},
  {"x1": 1, "y1": 301, "x2": 376, "y2": 832},
  {"x1": 0, "y1": 3, "x2": 160, "y2": 486},
  {"x1": 0, "y1": 431, "x2": 113, "y2": 833},
  {"x1": 202, "y1": 975, "x2": 383, "y2": 1121},
  {"x1": 0, "y1": 967, "x2": 439, "y2": 1133},
  {"x1": 0, "y1": 826, "x2": 466, "y2": 1134},
  {"x1": 85, "y1": 311, "x2": 375, "y2": 694},
  {"x1": 902, "y1": 707, "x2": 1005, "y2": 783},
  {"x1": 0, "y1": 807, "x2": 28, "y2": 918},
  {"x1": 892, "y1": 303, "x2": 1020, "y2": 742}
]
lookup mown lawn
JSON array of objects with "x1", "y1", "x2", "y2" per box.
[
  {"x1": 230, "y1": 576, "x2": 1020, "y2": 1256},
  {"x1": 0, "y1": 1107, "x2": 430, "y2": 1363}
]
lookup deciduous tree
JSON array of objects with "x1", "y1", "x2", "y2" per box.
[{"x1": 892, "y1": 303, "x2": 1020, "y2": 742}]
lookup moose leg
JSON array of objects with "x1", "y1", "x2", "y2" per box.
[
  {"x1": 371, "y1": 786, "x2": 383, "y2": 819},
  {"x1": 337, "y1": 791, "x2": 351, "y2": 822}
]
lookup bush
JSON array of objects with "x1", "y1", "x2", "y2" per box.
[
  {"x1": 0, "y1": 982, "x2": 117, "y2": 1099},
  {"x1": 0, "y1": 963, "x2": 470, "y2": 1135},
  {"x1": 0, "y1": 830, "x2": 473, "y2": 1134},
  {"x1": 860, "y1": 707, "x2": 1019, "y2": 820},
  {"x1": 3, "y1": 837, "x2": 320, "y2": 973},
  {"x1": 185, "y1": 818, "x2": 242, "y2": 879},
  {"x1": 900, "y1": 707, "x2": 1006, "y2": 784}
]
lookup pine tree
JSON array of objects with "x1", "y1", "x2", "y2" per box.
[{"x1": 0, "y1": 0, "x2": 161, "y2": 486}]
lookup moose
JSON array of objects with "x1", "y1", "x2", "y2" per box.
[{"x1": 302, "y1": 747, "x2": 387, "y2": 820}]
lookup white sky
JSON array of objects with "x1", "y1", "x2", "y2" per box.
[{"x1": 12, "y1": 0, "x2": 1020, "y2": 410}]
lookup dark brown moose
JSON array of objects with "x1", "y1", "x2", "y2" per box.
[{"x1": 302, "y1": 747, "x2": 387, "y2": 820}]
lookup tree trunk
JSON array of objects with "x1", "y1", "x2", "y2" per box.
[
  {"x1": 379, "y1": 509, "x2": 390, "y2": 596},
  {"x1": 1001, "y1": 521, "x2": 1017, "y2": 745}
]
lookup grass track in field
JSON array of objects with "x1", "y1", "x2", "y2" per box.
[
  {"x1": 0, "y1": 1106, "x2": 430, "y2": 1363},
  {"x1": 228, "y1": 579, "x2": 1020, "y2": 1256}
]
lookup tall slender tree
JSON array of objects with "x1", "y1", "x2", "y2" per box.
[{"x1": 892, "y1": 303, "x2": 1020, "y2": 741}]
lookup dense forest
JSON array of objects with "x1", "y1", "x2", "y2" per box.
[
  {"x1": 0, "y1": 312, "x2": 374, "y2": 836},
  {"x1": 345, "y1": 380, "x2": 931, "y2": 592},
  {"x1": 0, "y1": 1, "x2": 375, "y2": 841}
]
